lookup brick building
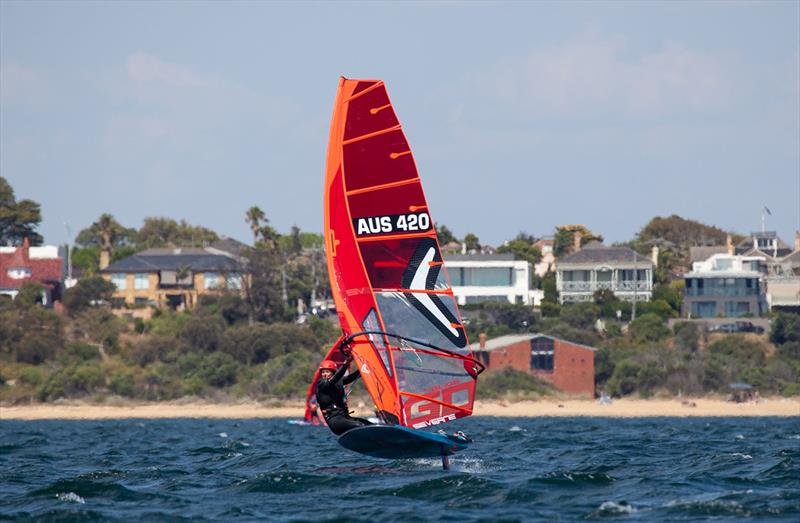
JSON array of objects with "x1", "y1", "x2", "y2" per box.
[
  {"x1": 0, "y1": 238, "x2": 63, "y2": 306},
  {"x1": 474, "y1": 333, "x2": 596, "y2": 396}
]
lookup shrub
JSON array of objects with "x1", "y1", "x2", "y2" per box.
[
  {"x1": 62, "y1": 276, "x2": 116, "y2": 315},
  {"x1": 561, "y1": 303, "x2": 599, "y2": 329},
  {"x1": 19, "y1": 367, "x2": 44, "y2": 386},
  {"x1": 180, "y1": 314, "x2": 225, "y2": 352},
  {"x1": 130, "y1": 336, "x2": 177, "y2": 367},
  {"x1": 196, "y1": 353, "x2": 238, "y2": 387},
  {"x1": 220, "y1": 323, "x2": 273, "y2": 364},
  {"x1": 770, "y1": 312, "x2": 800, "y2": 346},
  {"x1": 540, "y1": 302, "x2": 561, "y2": 318},
  {"x1": 308, "y1": 316, "x2": 340, "y2": 346},
  {"x1": 108, "y1": 371, "x2": 135, "y2": 397},
  {"x1": 65, "y1": 342, "x2": 100, "y2": 362},
  {"x1": 606, "y1": 359, "x2": 642, "y2": 396},
  {"x1": 477, "y1": 368, "x2": 552, "y2": 399},
  {"x1": 262, "y1": 352, "x2": 317, "y2": 397},
  {"x1": 72, "y1": 363, "x2": 105, "y2": 392},
  {"x1": 15, "y1": 331, "x2": 61, "y2": 364},
  {"x1": 629, "y1": 313, "x2": 670, "y2": 343},
  {"x1": 673, "y1": 322, "x2": 700, "y2": 352}
]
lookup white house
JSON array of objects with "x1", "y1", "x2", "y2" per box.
[{"x1": 444, "y1": 253, "x2": 539, "y2": 306}]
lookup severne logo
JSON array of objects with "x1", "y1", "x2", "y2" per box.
[
  {"x1": 401, "y1": 238, "x2": 467, "y2": 348},
  {"x1": 360, "y1": 363, "x2": 370, "y2": 375}
]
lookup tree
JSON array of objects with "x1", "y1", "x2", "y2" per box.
[
  {"x1": 245, "y1": 206, "x2": 265, "y2": 245},
  {"x1": 497, "y1": 234, "x2": 542, "y2": 266},
  {"x1": 629, "y1": 313, "x2": 671, "y2": 342},
  {"x1": 553, "y1": 225, "x2": 603, "y2": 257},
  {"x1": 463, "y1": 233, "x2": 481, "y2": 253},
  {"x1": 75, "y1": 213, "x2": 135, "y2": 250},
  {"x1": 63, "y1": 276, "x2": 116, "y2": 315},
  {"x1": 435, "y1": 223, "x2": 459, "y2": 246},
  {"x1": 0, "y1": 176, "x2": 43, "y2": 245},
  {"x1": 136, "y1": 217, "x2": 218, "y2": 248}
]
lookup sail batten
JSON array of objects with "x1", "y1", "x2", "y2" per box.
[{"x1": 324, "y1": 78, "x2": 480, "y2": 429}]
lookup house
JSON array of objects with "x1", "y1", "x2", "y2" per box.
[
  {"x1": 100, "y1": 246, "x2": 247, "y2": 317},
  {"x1": 555, "y1": 241, "x2": 655, "y2": 304},
  {"x1": 0, "y1": 238, "x2": 63, "y2": 306},
  {"x1": 533, "y1": 238, "x2": 556, "y2": 277},
  {"x1": 444, "y1": 253, "x2": 539, "y2": 306},
  {"x1": 735, "y1": 231, "x2": 793, "y2": 259},
  {"x1": 682, "y1": 253, "x2": 767, "y2": 318},
  {"x1": 473, "y1": 333, "x2": 595, "y2": 396}
]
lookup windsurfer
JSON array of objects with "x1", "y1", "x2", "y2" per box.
[{"x1": 316, "y1": 355, "x2": 372, "y2": 435}]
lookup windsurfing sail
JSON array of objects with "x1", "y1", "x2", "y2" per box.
[{"x1": 322, "y1": 77, "x2": 484, "y2": 430}]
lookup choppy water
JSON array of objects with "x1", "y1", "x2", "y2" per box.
[{"x1": 1, "y1": 417, "x2": 798, "y2": 522}]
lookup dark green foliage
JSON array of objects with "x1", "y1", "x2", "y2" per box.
[
  {"x1": 136, "y1": 217, "x2": 218, "y2": 248},
  {"x1": 63, "y1": 277, "x2": 116, "y2": 315},
  {"x1": 637, "y1": 299, "x2": 676, "y2": 320},
  {"x1": 307, "y1": 316, "x2": 340, "y2": 346},
  {"x1": 196, "y1": 353, "x2": 238, "y2": 387},
  {"x1": 108, "y1": 370, "x2": 135, "y2": 397},
  {"x1": 477, "y1": 368, "x2": 553, "y2": 399},
  {"x1": 65, "y1": 342, "x2": 100, "y2": 362},
  {"x1": 463, "y1": 233, "x2": 480, "y2": 252},
  {"x1": 220, "y1": 323, "x2": 274, "y2": 364},
  {"x1": 179, "y1": 314, "x2": 226, "y2": 352},
  {"x1": 497, "y1": 234, "x2": 542, "y2": 265},
  {"x1": 130, "y1": 335, "x2": 177, "y2": 367},
  {"x1": 673, "y1": 322, "x2": 700, "y2": 352},
  {"x1": 539, "y1": 320, "x2": 601, "y2": 346},
  {"x1": 770, "y1": 312, "x2": 800, "y2": 346},
  {"x1": 652, "y1": 283, "x2": 683, "y2": 313},
  {"x1": 541, "y1": 272, "x2": 558, "y2": 303},
  {"x1": 0, "y1": 176, "x2": 43, "y2": 245},
  {"x1": 553, "y1": 225, "x2": 603, "y2": 257},
  {"x1": 37, "y1": 363, "x2": 105, "y2": 400},
  {"x1": 435, "y1": 223, "x2": 459, "y2": 245},
  {"x1": 629, "y1": 313, "x2": 670, "y2": 342},
  {"x1": 560, "y1": 303, "x2": 599, "y2": 329},
  {"x1": 462, "y1": 302, "x2": 536, "y2": 340},
  {"x1": 261, "y1": 352, "x2": 317, "y2": 397},
  {"x1": 606, "y1": 359, "x2": 642, "y2": 396},
  {"x1": 19, "y1": 367, "x2": 44, "y2": 386},
  {"x1": 540, "y1": 302, "x2": 560, "y2": 317}
]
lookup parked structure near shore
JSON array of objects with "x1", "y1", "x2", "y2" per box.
[{"x1": 474, "y1": 333, "x2": 596, "y2": 396}]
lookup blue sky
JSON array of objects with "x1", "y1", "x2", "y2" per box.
[{"x1": 1, "y1": 0, "x2": 798, "y2": 247}]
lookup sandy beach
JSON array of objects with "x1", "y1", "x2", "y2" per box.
[{"x1": 2, "y1": 397, "x2": 797, "y2": 420}]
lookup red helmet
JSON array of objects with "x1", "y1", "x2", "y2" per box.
[{"x1": 319, "y1": 360, "x2": 338, "y2": 371}]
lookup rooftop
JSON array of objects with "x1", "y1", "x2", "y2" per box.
[
  {"x1": 475, "y1": 333, "x2": 597, "y2": 352},
  {"x1": 558, "y1": 242, "x2": 652, "y2": 266}
]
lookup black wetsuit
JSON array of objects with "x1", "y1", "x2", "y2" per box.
[{"x1": 316, "y1": 363, "x2": 372, "y2": 436}]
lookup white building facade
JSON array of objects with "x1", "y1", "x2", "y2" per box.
[{"x1": 444, "y1": 254, "x2": 538, "y2": 306}]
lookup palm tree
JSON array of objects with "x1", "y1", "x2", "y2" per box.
[{"x1": 245, "y1": 206, "x2": 265, "y2": 245}]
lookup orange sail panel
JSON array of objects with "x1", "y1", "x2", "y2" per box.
[{"x1": 324, "y1": 78, "x2": 479, "y2": 429}]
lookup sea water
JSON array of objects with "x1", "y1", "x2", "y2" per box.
[{"x1": 1, "y1": 417, "x2": 798, "y2": 521}]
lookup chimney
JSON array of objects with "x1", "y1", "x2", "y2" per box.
[
  {"x1": 100, "y1": 249, "x2": 110, "y2": 270},
  {"x1": 21, "y1": 237, "x2": 30, "y2": 262},
  {"x1": 573, "y1": 231, "x2": 582, "y2": 252},
  {"x1": 478, "y1": 332, "x2": 487, "y2": 350},
  {"x1": 795, "y1": 231, "x2": 800, "y2": 251},
  {"x1": 651, "y1": 245, "x2": 659, "y2": 267},
  {"x1": 726, "y1": 234, "x2": 734, "y2": 255}
]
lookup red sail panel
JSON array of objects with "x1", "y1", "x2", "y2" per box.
[{"x1": 324, "y1": 77, "x2": 479, "y2": 429}]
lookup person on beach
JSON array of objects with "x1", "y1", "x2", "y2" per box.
[{"x1": 316, "y1": 354, "x2": 372, "y2": 435}]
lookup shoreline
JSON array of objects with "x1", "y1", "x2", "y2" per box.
[{"x1": 2, "y1": 397, "x2": 798, "y2": 420}]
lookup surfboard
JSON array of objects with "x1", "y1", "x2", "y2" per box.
[{"x1": 338, "y1": 425, "x2": 470, "y2": 460}]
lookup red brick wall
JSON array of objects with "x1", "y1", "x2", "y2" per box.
[
  {"x1": 485, "y1": 341, "x2": 530, "y2": 372},
  {"x1": 479, "y1": 337, "x2": 595, "y2": 397},
  {"x1": 537, "y1": 339, "x2": 594, "y2": 396}
]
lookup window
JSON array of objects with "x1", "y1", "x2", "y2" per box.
[
  {"x1": 715, "y1": 259, "x2": 732, "y2": 271},
  {"x1": 134, "y1": 273, "x2": 149, "y2": 290},
  {"x1": 226, "y1": 272, "x2": 242, "y2": 290},
  {"x1": 465, "y1": 295, "x2": 508, "y2": 304},
  {"x1": 134, "y1": 297, "x2": 149, "y2": 305},
  {"x1": 204, "y1": 272, "x2": 221, "y2": 290},
  {"x1": 111, "y1": 273, "x2": 127, "y2": 290},
  {"x1": 725, "y1": 301, "x2": 750, "y2": 317},
  {"x1": 530, "y1": 337, "x2": 554, "y2": 371},
  {"x1": 691, "y1": 301, "x2": 717, "y2": 318}
]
